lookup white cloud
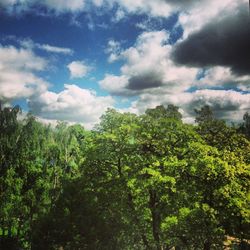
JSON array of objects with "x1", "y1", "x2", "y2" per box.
[
  {"x1": 1, "y1": 0, "x2": 249, "y2": 127},
  {"x1": 2, "y1": 0, "x2": 170, "y2": 16},
  {"x1": 0, "y1": 0, "x2": 28, "y2": 13},
  {"x1": 105, "y1": 39, "x2": 122, "y2": 63},
  {"x1": 126, "y1": 89, "x2": 250, "y2": 123},
  {"x1": 101, "y1": 3, "x2": 249, "y2": 123},
  {"x1": 0, "y1": 0, "x2": 17, "y2": 4},
  {"x1": 99, "y1": 74, "x2": 130, "y2": 95},
  {"x1": 191, "y1": 89, "x2": 250, "y2": 110},
  {"x1": 0, "y1": 42, "x2": 113, "y2": 128},
  {"x1": 101, "y1": 27, "x2": 250, "y2": 120},
  {"x1": 101, "y1": 30, "x2": 198, "y2": 95},
  {"x1": 92, "y1": 0, "x2": 104, "y2": 7},
  {"x1": 185, "y1": 89, "x2": 250, "y2": 122},
  {"x1": 178, "y1": 0, "x2": 245, "y2": 38},
  {"x1": 29, "y1": 84, "x2": 114, "y2": 129},
  {"x1": 19, "y1": 38, "x2": 74, "y2": 55},
  {"x1": 195, "y1": 67, "x2": 250, "y2": 91},
  {"x1": 38, "y1": 44, "x2": 73, "y2": 54},
  {"x1": 0, "y1": 0, "x2": 85, "y2": 13},
  {"x1": 0, "y1": 44, "x2": 48, "y2": 101},
  {"x1": 0, "y1": 45, "x2": 46, "y2": 71},
  {"x1": 112, "y1": 8, "x2": 126, "y2": 22},
  {"x1": 44, "y1": 0, "x2": 85, "y2": 12},
  {"x1": 1, "y1": 0, "x2": 171, "y2": 17},
  {"x1": 67, "y1": 61, "x2": 91, "y2": 78},
  {"x1": 105, "y1": 39, "x2": 121, "y2": 53},
  {"x1": 135, "y1": 18, "x2": 162, "y2": 31},
  {"x1": 0, "y1": 0, "x2": 198, "y2": 19},
  {"x1": 110, "y1": 0, "x2": 172, "y2": 17},
  {"x1": 0, "y1": 0, "x2": 245, "y2": 29}
]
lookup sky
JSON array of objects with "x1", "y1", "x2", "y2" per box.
[{"x1": 0, "y1": 0, "x2": 249, "y2": 128}]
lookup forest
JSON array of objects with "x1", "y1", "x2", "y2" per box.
[{"x1": 0, "y1": 103, "x2": 249, "y2": 250}]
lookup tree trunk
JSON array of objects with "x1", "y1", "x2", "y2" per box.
[
  {"x1": 149, "y1": 189, "x2": 161, "y2": 250},
  {"x1": 203, "y1": 240, "x2": 211, "y2": 250}
]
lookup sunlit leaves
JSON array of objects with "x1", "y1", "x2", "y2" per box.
[{"x1": 1, "y1": 104, "x2": 249, "y2": 249}]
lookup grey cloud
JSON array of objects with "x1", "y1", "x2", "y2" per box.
[
  {"x1": 163, "y1": 0, "x2": 205, "y2": 7},
  {"x1": 183, "y1": 90, "x2": 250, "y2": 122},
  {"x1": 172, "y1": 5, "x2": 250, "y2": 75},
  {"x1": 130, "y1": 89, "x2": 250, "y2": 124},
  {"x1": 127, "y1": 72, "x2": 163, "y2": 90}
]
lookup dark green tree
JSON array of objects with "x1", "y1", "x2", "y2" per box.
[
  {"x1": 238, "y1": 112, "x2": 250, "y2": 139},
  {"x1": 0, "y1": 104, "x2": 22, "y2": 249}
]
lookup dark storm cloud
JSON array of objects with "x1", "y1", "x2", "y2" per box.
[
  {"x1": 172, "y1": 6, "x2": 250, "y2": 75},
  {"x1": 164, "y1": 0, "x2": 205, "y2": 7},
  {"x1": 127, "y1": 72, "x2": 163, "y2": 90}
]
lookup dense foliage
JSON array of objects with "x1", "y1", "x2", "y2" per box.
[{"x1": 0, "y1": 104, "x2": 249, "y2": 250}]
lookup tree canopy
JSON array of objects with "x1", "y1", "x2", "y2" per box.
[{"x1": 0, "y1": 104, "x2": 249, "y2": 250}]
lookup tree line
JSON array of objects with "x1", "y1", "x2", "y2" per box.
[{"x1": 0, "y1": 103, "x2": 249, "y2": 249}]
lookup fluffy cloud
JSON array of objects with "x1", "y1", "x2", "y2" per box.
[
  {"x1": 0, "y1": 43, "x2": 112, "y2": 128},
  {"x1": 0, "y1": 45, "x2": 46, "y2": 71},
  {"x1": 105, "y1": 40, "x2": 122, "y2": 63},
  {"x1": 195, "y1": 67, "x2": 250, "y2": 91},
  {"x1": 1, "y1": 0, "x2": 171, "y2": 16},
  {"x1": 107, "y1": 24, "x2": 250, "y2": 122},
  {"x1": 100, "y1": 30, "x2": 198, "y2": 95},
  {"x1": 0, "y1": 44, "x2": 48, "y2": 101},
  {"x1": 43, "y1": 0, "x2": 85, "y2": 12},
  {"x1": 100, "y1": 1, "x2": 249, "y2": 123},
  {"x1": 0, "y1": 0, "x2": 18, "y2": 6},
  {"x1": 0, "y1": 0, "x2": 174, "y2": 17},
  {"x1": 67, "y1": 61, "x2": 91, "y2": 78},
  {"x1": 183, "y1": 90, "x2": 250, "y2": 122},
  {"x1": 173, "y1": 4, "x2": 250, "y2": 76},
  {"x1": 0, "y1": 0, "x2": 85, "y2": 13},
  {"x1": 109, "y1": 0, "x2": 221, "y2": 19},
  {"x1": 110, "y1": 0, "x2": 172, "y2": 17},
  {"x1": 112, "y1": 8, "x2": 126, "y2": 22},
  {"x1": 92, "y1": 0, "x2": 103, "y2": 7},
  {"x1": 177, "y1": 0, "x2": 244, "y2": 38},
  {"x1": 1, "y1": 0, "x2": 248, "y2": 127},
  {"x1": 1, "y1": 0, "x2": 245, "y2": 34},
  {"x1": 1, "y1": 0, "x2": 246, "y2": 30},
  {"x1": 29, "y1": 84, "x2": 114, "y2": 128},
  {"x1": 128, "y1": 89, "x2": 250, "y2": 123},
  {"x1": 99, "y1": 74, "x2": 130, "y2": 95}
]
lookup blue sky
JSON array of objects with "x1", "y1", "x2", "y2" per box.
[{"x1": 0, "y1": 0, "x2": 249, "y2": 128}]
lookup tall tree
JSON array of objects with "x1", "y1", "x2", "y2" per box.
[
  {"x1": 145, "y1": 104, "x2": 182, "y2": 120},
  {"x1": 0, "y1": 104, "x2": 22, "y2": 249},
  {"x1": 239, "y1": 112, "x2": 250, "y2": 139}
]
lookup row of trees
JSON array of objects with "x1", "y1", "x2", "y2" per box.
[{"x1": 0, "y1": 104, "x2": 249, "y2": 249}]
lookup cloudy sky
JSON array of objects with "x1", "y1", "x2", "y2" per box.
[{"x1": 0, "y1": 0, "x2": 249, "y2": 128}]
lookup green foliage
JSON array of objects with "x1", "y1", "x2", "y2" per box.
[
  {"x1": 145, "y1": 104, "x2": 182, "y2": 120},
  {"x1": 238, "y1": 112, "x2": 250, "y2": 139},
  {"x1": 0, "y1": 104, "x2": 249, "y2": 250}
]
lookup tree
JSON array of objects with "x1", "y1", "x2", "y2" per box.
[
  {"x1": 195, "y1": 105, "x2": 214, "y2": 124},
  {"x1": 145, "y1": 104, "x2": 182, "y2": 120},
  {"x1": 0, "y1": 104, "x2": 22, "y2": 249},
  {"x1": 31, "y1": 178, "x2": 124, "y2": 250},
  {"x1": 0, "y1": 103, "x2": 249, "y2": 249},
  {"x1": 239, "y1": 112, "x2": 250, "y2": 139}
]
